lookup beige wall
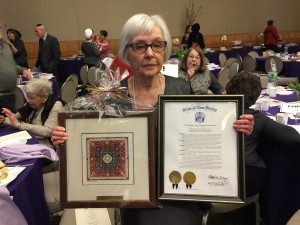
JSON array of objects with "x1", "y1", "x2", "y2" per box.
[{"x1": 1, "y1": 0, "x2": 300, "y2": 41}]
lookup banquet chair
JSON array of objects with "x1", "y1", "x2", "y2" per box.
[
  {"x1": 258, "y1": 74, "x2": 269, "y2": 89},
  {"x1": 243, "y1": 55, "x2": 257, "y2": 73},
  {"x1": 87, "y1": 66, "x2": 97, "y2": 87},
  {"x1": 235, "y1": 53, "x2": 243, "y2": 72},
  {"x1": 265, "y1": 55, "x2": 283, "y2": 74},
  {"x1": 201, "y1": 194, "x2": 260, "y2": 225},
  {"x1": 219, "y1": 53, "x2": 227, "y2": 68},
  {"x1": 228, "y1": 61, "x2": 239, "y2": 79},
  {"x1": 265, "y1": 49, "x2": 275, "y2": 56},
  {"x1": 79, "y1": 65, "x2": 88, "y2": 86},
  {"x1": 224, "y1": 57, "x2": 237, "y2": 68},
  {"x1": 60, "y1": 74, "x2": 78, "y2": 103},
  {"x1": 217, "y1": 66, "x2": 230, "y2": 87},
  {"x1": 14, "y1": 86, "x2": 26, "y2": 110},
  {"x1": 204, "y1": 56, "x2": 209, "y2": 65},
  {"x1": 248, "y1": 51, "x2": 259, "y2": 59}
]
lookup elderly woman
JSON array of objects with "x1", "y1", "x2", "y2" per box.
[
  {"x1": 0, "y1": 78, "x2": 64, "y2": 149},
  {"x1": 51, "y1": 13, "x2": 254, "y2": 225},
  {"x1": 178, "y1": 47, "x2": 224, "y2": 94}
]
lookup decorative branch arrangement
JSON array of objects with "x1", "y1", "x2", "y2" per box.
[{"x1": 185, "y1": 0, "x2": 202, "y2": 25}]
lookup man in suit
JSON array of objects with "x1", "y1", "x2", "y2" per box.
[{"x1": 34, "y1": 24, "x2": 61, "y2": 87}]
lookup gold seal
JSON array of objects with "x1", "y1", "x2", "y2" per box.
[
  {"x1": 183, "y1": 171, "x2": 196, "y2": 185},
  {"x1": 169, "y1": 171, "x2": 182, "y2": 184}
]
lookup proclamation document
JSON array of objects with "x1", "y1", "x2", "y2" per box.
[{"x1": 158, "y1": 95, "x2": 245, "y2": 203}]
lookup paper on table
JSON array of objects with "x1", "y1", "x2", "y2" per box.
[
  {"x1": 0, "y1": 131, "x2": 31, "y2": 147},
  {"x1": 161, "y1": 64, "x2": 178, "y2": 78},
  {"x1": 75, "y1": 208, "x2": 113, "y2": 225}
]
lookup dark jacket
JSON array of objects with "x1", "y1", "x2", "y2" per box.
[{"x1": 36, "y1": 34, "x2": 61, "y2": 73}]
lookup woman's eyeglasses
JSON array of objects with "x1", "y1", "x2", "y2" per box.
[{"x1": 127, "y1": 41, "x2": 167, "y2": 54}]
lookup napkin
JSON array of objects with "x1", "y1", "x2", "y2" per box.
[
  {"x1": 0, "y1": 187, "x2": 28, "y2": 225},
  {"x1": 0, "y1": 144, "x2": 59, "y2": 163}
]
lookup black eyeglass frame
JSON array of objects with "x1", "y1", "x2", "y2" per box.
[{"x1": 126, "y1": 41, "x2": 167, "y2": 54}]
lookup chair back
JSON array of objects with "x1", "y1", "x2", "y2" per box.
[
  {"x1": 265, "y1": 55, "x2": 283, "y2": 74},
  {"x1": 204, "y1": 56, "x2": 209, "y2": 65},
  {"x1": 265, "y1": 49, "x2": 275, "y2": 56},
  {"x1": 248, "y1": 51, "x2": 259, "y2": 59},
  {"x1": 217, "y1": 66, "x2": 230, "y2": 88},
  {"x1": 60, "y1": 74, "x2": 78, "y2": 103},
  {"x1": 243, "y1": 55, "x2": 257, "y2": 73},
  {"x1": 235, "y1": 53, "x2": 243, "y2": 72},
  {"x1": 229, "y1": 61, "x2": 239, "y2": 79},
  {"x1": 15, "y1": 86, "x2": 26, "y2": 110},
  {"x1": 259, "y1": 74, "x2": 269, "y2": 89},
  {"x1": 79, "y1": 65, "x2": 88, "y2": 85},
  {"x1": 224, "y1": 57, "x2": 237, "y2": 67},
  {"x1": 219, "y1": 53, "x2": 227, "y2": 67},
  {"x1": 87, "y1": 67, "x2": 97, "y2": 86}
]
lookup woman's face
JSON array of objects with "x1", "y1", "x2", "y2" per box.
[
  {"x1": 186, "y1": 49, "x2": 201, "y2": 70},
  {"x1": 99, "y1": 33, "x2": 105, "y2": 42},
  {"x1": 7, "y1": 31, "x2": 15, "y2": 41},
  {"x1": 127, "y1": 26, "x2": 165, "y2": 79},
  {"x1": 187, "y1": 26, "x2": 192, "y2": 33},
  {"x1": 26, "y1": 93, "x2": 47, "y2": 109}
]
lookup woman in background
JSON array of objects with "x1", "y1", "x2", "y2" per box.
[
  {"x1": 0, "y1": 78, "x2": 65, "y2": 149},
  {"x1": 98, "y1": 30, "x2": 109, "y2": 60},
  {"x1": 178, "y1": 47, "x2": 224, "y2": 94},
  {"x1": 181, "y1": 24, "x2": 192, "y2": 50},
  {"x1": 81, "y1": 28, "x2": 100, "y2": 68},
  {"x1": 6, "y1": 28, "x2": 29, "y2": 68},
  {"x1": 188, "y1": 23, "x2": 205, "y2": 49}
]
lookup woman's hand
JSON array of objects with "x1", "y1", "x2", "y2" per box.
[
  {"x1": 2, "y1": 108, "x2": 19, "y2": 127},
  {"x1": 187, "y1": 68, "x2": 195, "y2": 79},
  {"x1": 51, "y1": 126, "x2": 68, "y2": 147},
  {"x1": 233, "y1": 114, "x2": 254, "y2": 136}
]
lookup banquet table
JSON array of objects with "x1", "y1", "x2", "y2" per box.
[
  {"x1": 255, "y1": 90, "x2": 300, "y2": 225},
  {"x1": 204, "y1": 45, "x2": 299, "y2": 65},
  {"x1": 0, "y1": 125, "x2": 51, "y2": 225},
  {"x1": 256, "y1": 56, "x2": 300, "y2": 79},
  {"x1": 59, "y1": 58, "x2": 84, "y2": 83}
]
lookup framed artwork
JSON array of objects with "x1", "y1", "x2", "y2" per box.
[
  {"x1": 58, "y1": 110, "x2": 156, "y2": 208},
  {"x1": 158, "y1": 95, "x2": 246, "y2": 204}
]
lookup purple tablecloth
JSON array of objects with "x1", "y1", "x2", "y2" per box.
[
  {"x1": 204, "y1": 45, "x2": 299, "y2": 66},
  {"x1": 258, "y1": 91, "x2": 300, "y2": 225},
  {"x1": 0, "y1": 125, "x2": 51, "y2": 225},
  {"x1": 256, "y1": 57, "x2": 300, "y2": 79},
  {"x1": 59, "y1": 58, "x2": 84, "y2": 83}
]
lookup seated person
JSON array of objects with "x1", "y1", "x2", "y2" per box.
[
  {"x1": 178, "y1": 47, "x2": 224, "y2": 94},
  {"x1": 226, "y1": 72, "x2": 300, "y2": 197},
  {"x1": 0, "y1": 78, "x2": 65, "y2": 149}
]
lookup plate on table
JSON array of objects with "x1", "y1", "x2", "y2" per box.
[{"x1": 0, "y1": 167, "x2": 26, "y2": 187}]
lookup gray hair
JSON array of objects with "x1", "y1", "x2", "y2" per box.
[
  {"x1": 23, "y1": 78, "x2": 53, "y2": 96},
  {"x1": 118, "y1": 13, "x2": 172, "y2": 65}
]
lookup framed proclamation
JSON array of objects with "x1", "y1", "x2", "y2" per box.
[
  {"x1": 158, "y1": 95, "x2": 245, "y2": 204},
  {"x1": 58, "y1": 110, "x2": 156, "y2": 208}
]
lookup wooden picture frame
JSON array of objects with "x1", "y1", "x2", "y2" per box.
[{"x1": 58, "y1": 110, "x2": 156, "y2": 208}]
